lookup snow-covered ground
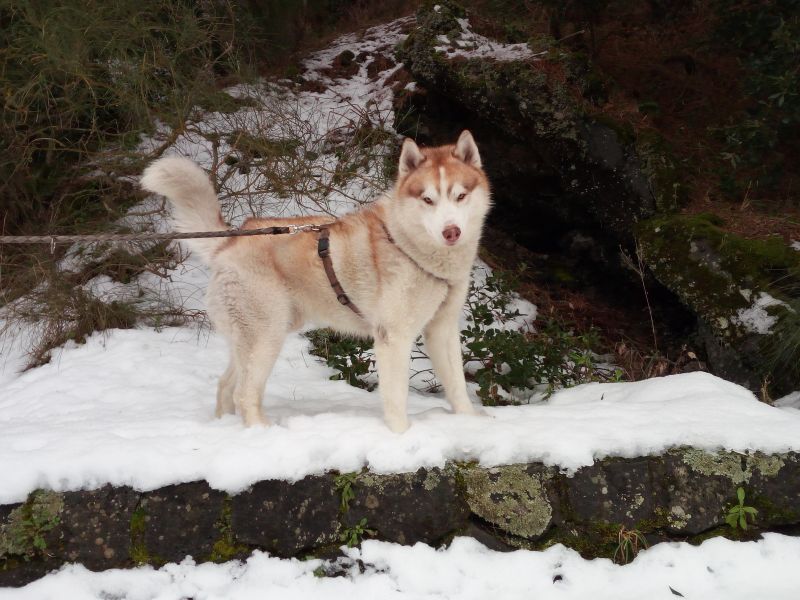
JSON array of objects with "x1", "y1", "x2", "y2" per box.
[
  {"x1": 3, "y1": 534, "x2": 800, "y2": 600},
  {"x1": 2, "y1": 326, "x2": 800, "y2": 505},
  {"x1": 2, "y1": 11, "x2": 800, "y2": 596}
]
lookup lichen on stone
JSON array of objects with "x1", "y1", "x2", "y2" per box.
[
  {"x1": 681, "y1": 449, "x2": 785, "y2": 484},
  {"x1": 462, "y1": 464, "x2": 553, "y2": 539}
]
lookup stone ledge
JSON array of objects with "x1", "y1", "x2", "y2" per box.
[{"x1": 2, "y1": 448, "x2": 798, "y2": 587}]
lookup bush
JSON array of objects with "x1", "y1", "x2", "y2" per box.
[
  {"x1": 713, "y1": 0, "x2": 800, "y2": 199},
  {"x1": 0, "y1": 0, "x2": 245, "y2": 232},
  {"x1": 461, "y1": 268, "x2": 608, "y2": 405}
]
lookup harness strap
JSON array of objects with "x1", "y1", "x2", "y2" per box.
[
  {"x1": 316, "y1": 222, "x2": 452, "y2": 321},
  {"x1": 317, "y1": 228, "x2": 365, "y2": 319}
]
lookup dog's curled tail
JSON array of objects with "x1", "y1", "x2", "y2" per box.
[{"x1": 140, "y1": 156, "x2": 227, "y2": 262}]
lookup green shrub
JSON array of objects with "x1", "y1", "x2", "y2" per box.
[
  {"x1": 713, "y1": 0, "x2": 800, "y2": 198},
  {"x1": 306, "y1": 329, "x2": 376, "y2": 390},
  {"x1": 1, "y1": 0, "x2": 246, "y2": 232},
  {"x1": 462, "y1": 268, "x2": 606, "y2": 405}
]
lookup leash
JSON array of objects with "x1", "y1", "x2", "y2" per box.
[
  {"x1": 0, "y1": 221, "x2": 365, "y2": 319},
  {"x1": 1, "y1": 221, "x2": 447, "y2": 323},
  {"x1": 0, "y1": 224, "x2": 326, "y2": 250}
]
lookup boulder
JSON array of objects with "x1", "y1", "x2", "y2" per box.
[{"x1": 637, "y1": 213, "x2": 800, "y2": 393}]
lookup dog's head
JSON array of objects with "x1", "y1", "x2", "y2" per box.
[{"x1": 393, "y1": 131, "x2": 491, "y2": 249}]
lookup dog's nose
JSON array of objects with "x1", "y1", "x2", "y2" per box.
[{"x1": 442, "y1": 225, "x2": 461, "y2": 245}]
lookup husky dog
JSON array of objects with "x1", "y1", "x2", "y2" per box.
[{"x1": 141, "y1": 131, "x2": 492, "y2": 432}]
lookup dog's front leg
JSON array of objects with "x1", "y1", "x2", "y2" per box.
[
  {"x1": 374, "y1": 334, "x2": 415, "y2": 433},
  {"x1": 424, "y1": 279, "x2": 477, "y2": 416}
]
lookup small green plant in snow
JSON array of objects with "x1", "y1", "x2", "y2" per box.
[{"x1": 726, "y1": 487, "x2": 758, "y2": 530}]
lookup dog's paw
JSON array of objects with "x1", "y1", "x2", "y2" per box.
[
  {"x1": 215, "y1": 405, "x2": 236, "y2": 419},
  {"x1": 452, "y1": 402, "x2": 481, "y2": 416},
  {"x1": 472, "y1": 405, "x2": 492, "y2": 417},
  {"x1": 242, "y1": 411, "x2": 270, "y2": 428},
  {"x1": 385, "y1": 415, "x2": 410, "y2": 434}
]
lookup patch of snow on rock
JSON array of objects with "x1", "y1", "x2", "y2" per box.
[
  {"x1": 731, "y1": 292, "x2": 788, "y2": 334},
  {"x1": 433, "y1": 17, "x2": 539, "y2": 61}
]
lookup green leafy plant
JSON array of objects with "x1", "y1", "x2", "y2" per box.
[
  {"x1": 306, "y1": 329, "x2": 376, "y2": 390},
  {"x1": 340, "y1": 517, "x2": 375, "y2": 548},
  {"x1": 726, "y1": 487, "x2": 758, "y2": 530},
  {"x1": 462, "y1": 268, "x2": 607, "y2": 405},
  {"x1": 0, "y1": 490, "x2": 62, "y2": 561},
  {"x1": 613, "y1": 526, "x2": 648, "y2": 565},
  {"x1": 334, "y1": 472, "x2": 359, "y2": 513},
  {"x1": 307, "y1": 267, "x2": 613, "y2": 405}
]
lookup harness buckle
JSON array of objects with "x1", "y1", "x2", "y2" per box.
[
  {"x1": 317, "y1": 237, "x2": 330, "y2": 258},
  {"x1": 290, "y1": 224, "x2": 323, "y2": 235}
]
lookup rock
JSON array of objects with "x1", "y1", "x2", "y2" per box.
[
  {"x1": 59, "y1": 486, "x2": 139, "y2": 568},
  {"x1": 637, "y1": 213, "x2": 800, "y2": 393},
  {"x1": 230, "y1": 475, "x2": 340, "y2": 556},
  {"x1": 323, "y1": 50, "x2": 360, "y2": 79},
  {"x1": 462, "y1": 464, "x2": 557, "y2": 539},
  {"x1": 366, "y1": 54, "x2": 396, "y2": 79},
  {"x1": 2, "y1": 451, "x2": 799, "y2": 586},
  {"x1": 0, "y1": 487, "x2": 140, "y2": 586},
  {"x1": 139, "y1": 482, "x2": 226, "y2": 564},
  {"x1": 343, "y1": 467, "x2": 469, "y2": 545}
]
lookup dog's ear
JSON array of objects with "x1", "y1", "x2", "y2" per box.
[
  {"x1": 399, "y1": 138, "x2": 426, "y2": 177},
  {"x1": 452, "y1": 130, "x2": 481, "y2": 168}
]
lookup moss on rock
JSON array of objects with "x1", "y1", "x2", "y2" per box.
[
  {"x1": 462, "y1": 464, "x2": 553, "y2": 539},
  {"x1": 682, "y1": 449, "x2": 785, "y2": 484},
  {"x1": 637, "y1": 213, "x2": 800, "y2": 391}
]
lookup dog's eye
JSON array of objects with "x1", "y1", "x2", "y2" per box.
[
  {"x1": 457, "y1": 192, "x2": 467, "y2": 202},
  {"x1": 421, "y1": 195, "x2": 433, "y2": 205}
]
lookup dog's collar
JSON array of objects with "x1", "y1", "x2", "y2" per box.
[{"x1": 380, "y1": 223, "x2": 451, "y2": 287}]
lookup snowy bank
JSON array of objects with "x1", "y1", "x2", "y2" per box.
[
  {"x1": 3, "y1": 324, "x2": 800, "y2": 587},
  {"x1": 1, "y1": 327, "x2": 799, "y2": 504}
]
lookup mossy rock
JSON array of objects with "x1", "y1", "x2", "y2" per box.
[
  {"x1": 3, "y1": 451, "x2": 800, "y2": 586},
  {"x1": 637, "y1": 213, "x2": 800, "y2": 392}
]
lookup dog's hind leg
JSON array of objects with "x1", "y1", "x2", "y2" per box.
[
  {"x1": 231, "y1": 325, "x2": 287, "y2": 427},
  {"x1": 215, "y1": 358, "x2": 237, "y2": 417}
]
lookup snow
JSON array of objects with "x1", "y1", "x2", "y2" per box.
[
  {"x1": 731, "y1": 291, "x2": 788, "y2": 334},
  {"x1": 433, "y1": 17, "x2": 540, "y2": 61},
  {"x1": 4, "y1": 534, "x2": 800, "y2": 600},
  {"x1": 776, "y1": 390, "x2": 800, "y2": 410},
  {"x1": 1, "y1": 323, "x2": 799, "y2": 504},
  {"x1": 137, "y1": 17, "x2": 412, "y2": 221},
  {"x1": 1, "y1": 8, "x2": 799, "y2": 510}
]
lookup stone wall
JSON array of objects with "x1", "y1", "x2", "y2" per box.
[{"x1": 2, "y1": 449, "x2": 799, "y2": 587}]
